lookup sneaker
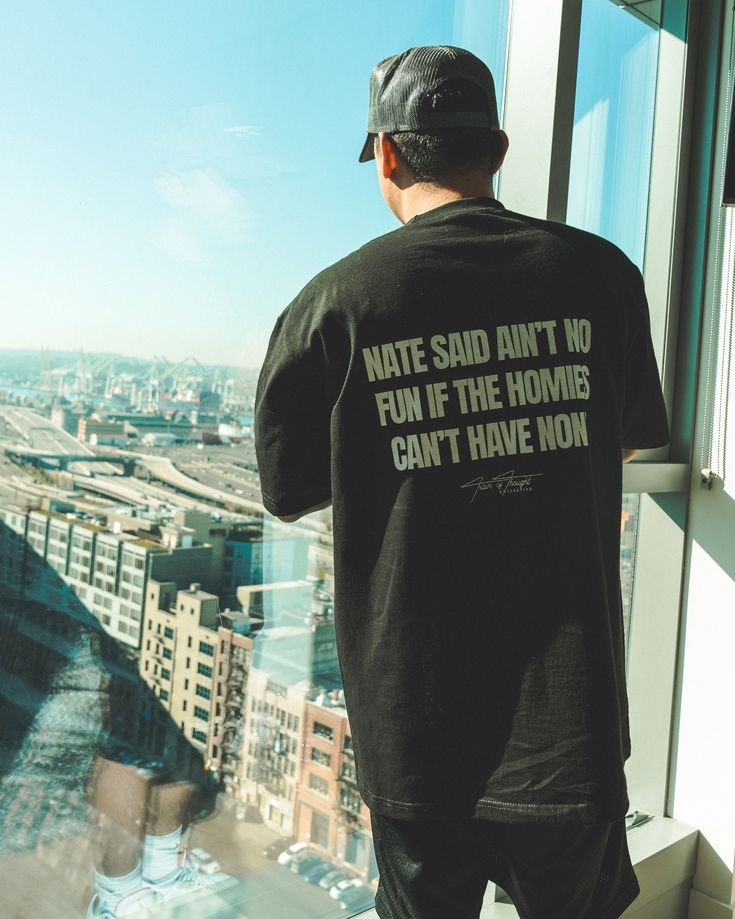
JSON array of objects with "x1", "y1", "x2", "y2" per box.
[
  {"x1": 87, "y1": 886, "x2": 158, "y2": 918},
  {"x1": 144, "y1": 847, "x2": 230, "y2": 903}
]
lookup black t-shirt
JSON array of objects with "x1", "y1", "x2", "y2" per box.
[{"x1": 254, "y1": 196, "x2": 670, "y2": 824}]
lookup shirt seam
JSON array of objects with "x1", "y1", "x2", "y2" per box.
[
  {"x1": 359, "y1": 783, "x2": 589, "y2": 814},
  {"x1": 406, "y1": 197, "x2": 506, "y2": 227}
]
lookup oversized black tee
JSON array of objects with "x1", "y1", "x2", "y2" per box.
[{"x1": 253, "y1": 196, "x2": 670, "y2": 824}]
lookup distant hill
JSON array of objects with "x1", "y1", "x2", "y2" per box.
[{"x1": 0, "y1": 349, "x2": 260, "y2": 379}]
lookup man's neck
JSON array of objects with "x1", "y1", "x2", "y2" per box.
[{"x1": 397, "y1": 179, "x2": 495, "y2": 224}]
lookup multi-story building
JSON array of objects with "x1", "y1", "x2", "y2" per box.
[
  {"x1": 107, "y1": 506, "x2": 253, "y2": 596},
  {"x1": 105, "y1": 412, "x2": 193, "y2": 441},
  {"x1": 291, "y1": 696, "x2": 377, "y2": 885},
  {"x1": 0, "y1": 500, "x2": 37, "y2": 599},
  {"x1": 245, "y1": 623, "x2": 338, "y2": 688},
  {"x1": 238, "y1": 667, "x2": 309, "y2": 833},
  {"x1": 222, "y1": 527, "x2": 309, "y2": 599},
  {"x1": 294, "y1": 699, "x2": 348, "y2": 851},
  {"x1": 0, "y1": 502, "x2": 214, "y2": 648},
  {"x1": 50, "y1": 398, "x2": 86, "y2": 435},
  {"x1": 236, "y1": 580, "x2": 313, "y2": 630},
  {"x1": 336, "y1": 732, "x2": 377, "y2": 881},
  {"x1": 233, "y1": 581, "x2": 339, "y2": 687},
  {"x1": 76, "y1": 415, "x2": 127, "y2": 444},
  {"x1": 140, "y1": 580, "x2": 226, "y2": 753},
  {"x1": 208, "y1": 619, "x2": 255, "y2": 792}
]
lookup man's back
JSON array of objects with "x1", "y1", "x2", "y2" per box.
[{"x1": 254, "y1": 194, "x2": 670, "y2": 823}]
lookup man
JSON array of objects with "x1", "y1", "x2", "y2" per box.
[{"x1": 254, "y1": 45, "x2": 669, "y2": 919}]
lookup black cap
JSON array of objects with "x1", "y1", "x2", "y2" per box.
[{"x1": 359, "y1": 45, "x2": 501, "y2": 163}]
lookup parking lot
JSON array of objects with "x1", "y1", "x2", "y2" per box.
[{"x1": 187, "y1": 809, "x2": 376, "y2": 918}]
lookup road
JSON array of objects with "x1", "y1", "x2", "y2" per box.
[
  {"x1": 0, "y1": 406, "x2": 120, "y2": 476},
  {"x1": 0, "y1": 406, "x2": 334, "y2": 545}
]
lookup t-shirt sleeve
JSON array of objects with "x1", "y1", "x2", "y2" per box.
[
  {"x1": 253, "y1": 297, "x2": 332, "y2": 517},
  {"x1": 620, "y1": 261, "x2": 671, "y2": 449}
]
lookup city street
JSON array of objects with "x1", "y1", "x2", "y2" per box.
[{"x1": 0, "y1": 802, "x2": 375, "y2": 919}]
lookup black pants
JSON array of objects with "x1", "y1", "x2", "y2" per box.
[{"x1": 370, "y1": 810, "x2": 641, "y2": 919}]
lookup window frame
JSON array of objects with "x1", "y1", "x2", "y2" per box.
[{"x1": 464, "y1": 0, "x2": 709, "y2": 909}]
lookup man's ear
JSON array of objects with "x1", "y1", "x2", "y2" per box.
[
  {"x1": 378, "y1": 132, "x2": 400, "y2": 179},
  {"x1": 493, "y1": 130, "x2": 510, "y2": 174}
]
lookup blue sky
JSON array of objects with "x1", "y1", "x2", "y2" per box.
[
  {"x1": 0, "y1": 0, "x2": 654, "y2": 367},
  {"x1": 0, "y1": 0, "x2": 508, "y2": 366}
]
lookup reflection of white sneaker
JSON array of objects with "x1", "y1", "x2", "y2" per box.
[
  {"x1": 87, "y1": 886, "x2": 158, "y2": 918},
  {"x1": 145, "y1": 849, "x2": 229, "y2": 903},
  {"x1": 152, "y1": 863, "x2": 219, "y2": 897}
]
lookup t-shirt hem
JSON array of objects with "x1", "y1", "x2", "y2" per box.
[
  {"x1": 598, "y1": 882, "x2": 642, "y2": 919},
  {"x1": 260, "y1": 487, "x2": 331, "y2": 517},
  {"x1": 358, "y1": 781, "x2": 627, "y2": 824},
  {"x1": 621, "y1": 434, "x2": 670, "y2": 449}
]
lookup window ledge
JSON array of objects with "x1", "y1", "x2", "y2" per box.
[
  {"x1": 356, "y1": 817, "x2": 699, "y2": 919},
  {"x1": 623, "y1": 462, "x2": 690, "y2": 493}
]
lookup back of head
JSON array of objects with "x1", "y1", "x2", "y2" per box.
[
  {"x1": 359, "y1": 46, "x2": 505, "y2": 189},
  {"x1": 377, "y1": 78, "x2": 505, "y2": 185}
]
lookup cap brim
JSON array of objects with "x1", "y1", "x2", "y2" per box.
[{"x1": 358, "y1": 132, "x2": 377, "y2": 163}]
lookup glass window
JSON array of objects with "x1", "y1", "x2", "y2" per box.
[
  {"x1": 310, "y1": 811, "x2": 330, "y2": 847},
  {"x1": 567, "y1": 0, "x2": 660, "y2": 266},
  {"x1": 313, "y1": 721, "x2": 334, "y2": 742},
  {"x1": 311, "y1": 747, "x2": 332, "y2": 768},
  {"x1": 567, "y1": 1, "x2": 664, "y2": 666},
  {"x1": 0, "y1": 3, "x2": 514, "y2": 917},
  {"x1": 308, "y1": 773, "x2": 330, "y2": 797}
]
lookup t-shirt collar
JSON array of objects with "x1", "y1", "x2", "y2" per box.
[{"x1": 405, "y1": 195, "x2": 506, "y2": 227}]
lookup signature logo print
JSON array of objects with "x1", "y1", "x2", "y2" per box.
[{"x1": 460, "y1": 469, "x2": 544, "y2": 503}]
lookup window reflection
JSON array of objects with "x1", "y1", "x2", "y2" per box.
[{"x1": 0, "y1": 1, "x2": 514, "y2": 914}]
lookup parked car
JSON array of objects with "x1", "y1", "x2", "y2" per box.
[
  {"x1": 330, "y1": 878, "x2": 364, "y2": 899},
  {"x1": 189, "y1": 847, "x2": 221, "y2": 875},
  {"x1": 339, "y1": 887, "x2": 375, "y2": 911},
  {"x1": 277, "y1": 842, "x2": 310, "y2": 866},
  {"x1": 303, "y1": 862, "x2": 335, "y2": 885},
  {"x1": 290, "y1": 855, "x2": 323, "y2": 875},
  {"x1": 262, "y1": 836, "x2": 296, "y2": 859},
  {"x1": 278, "y1": 842, "x2": 319, "y2": 868},
  {"x1": 318, "y1": 868, "x2": 350, "y2": 889},
  {"x1": 290, "y1": 847, "x2": 320, "y2": 869}
]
